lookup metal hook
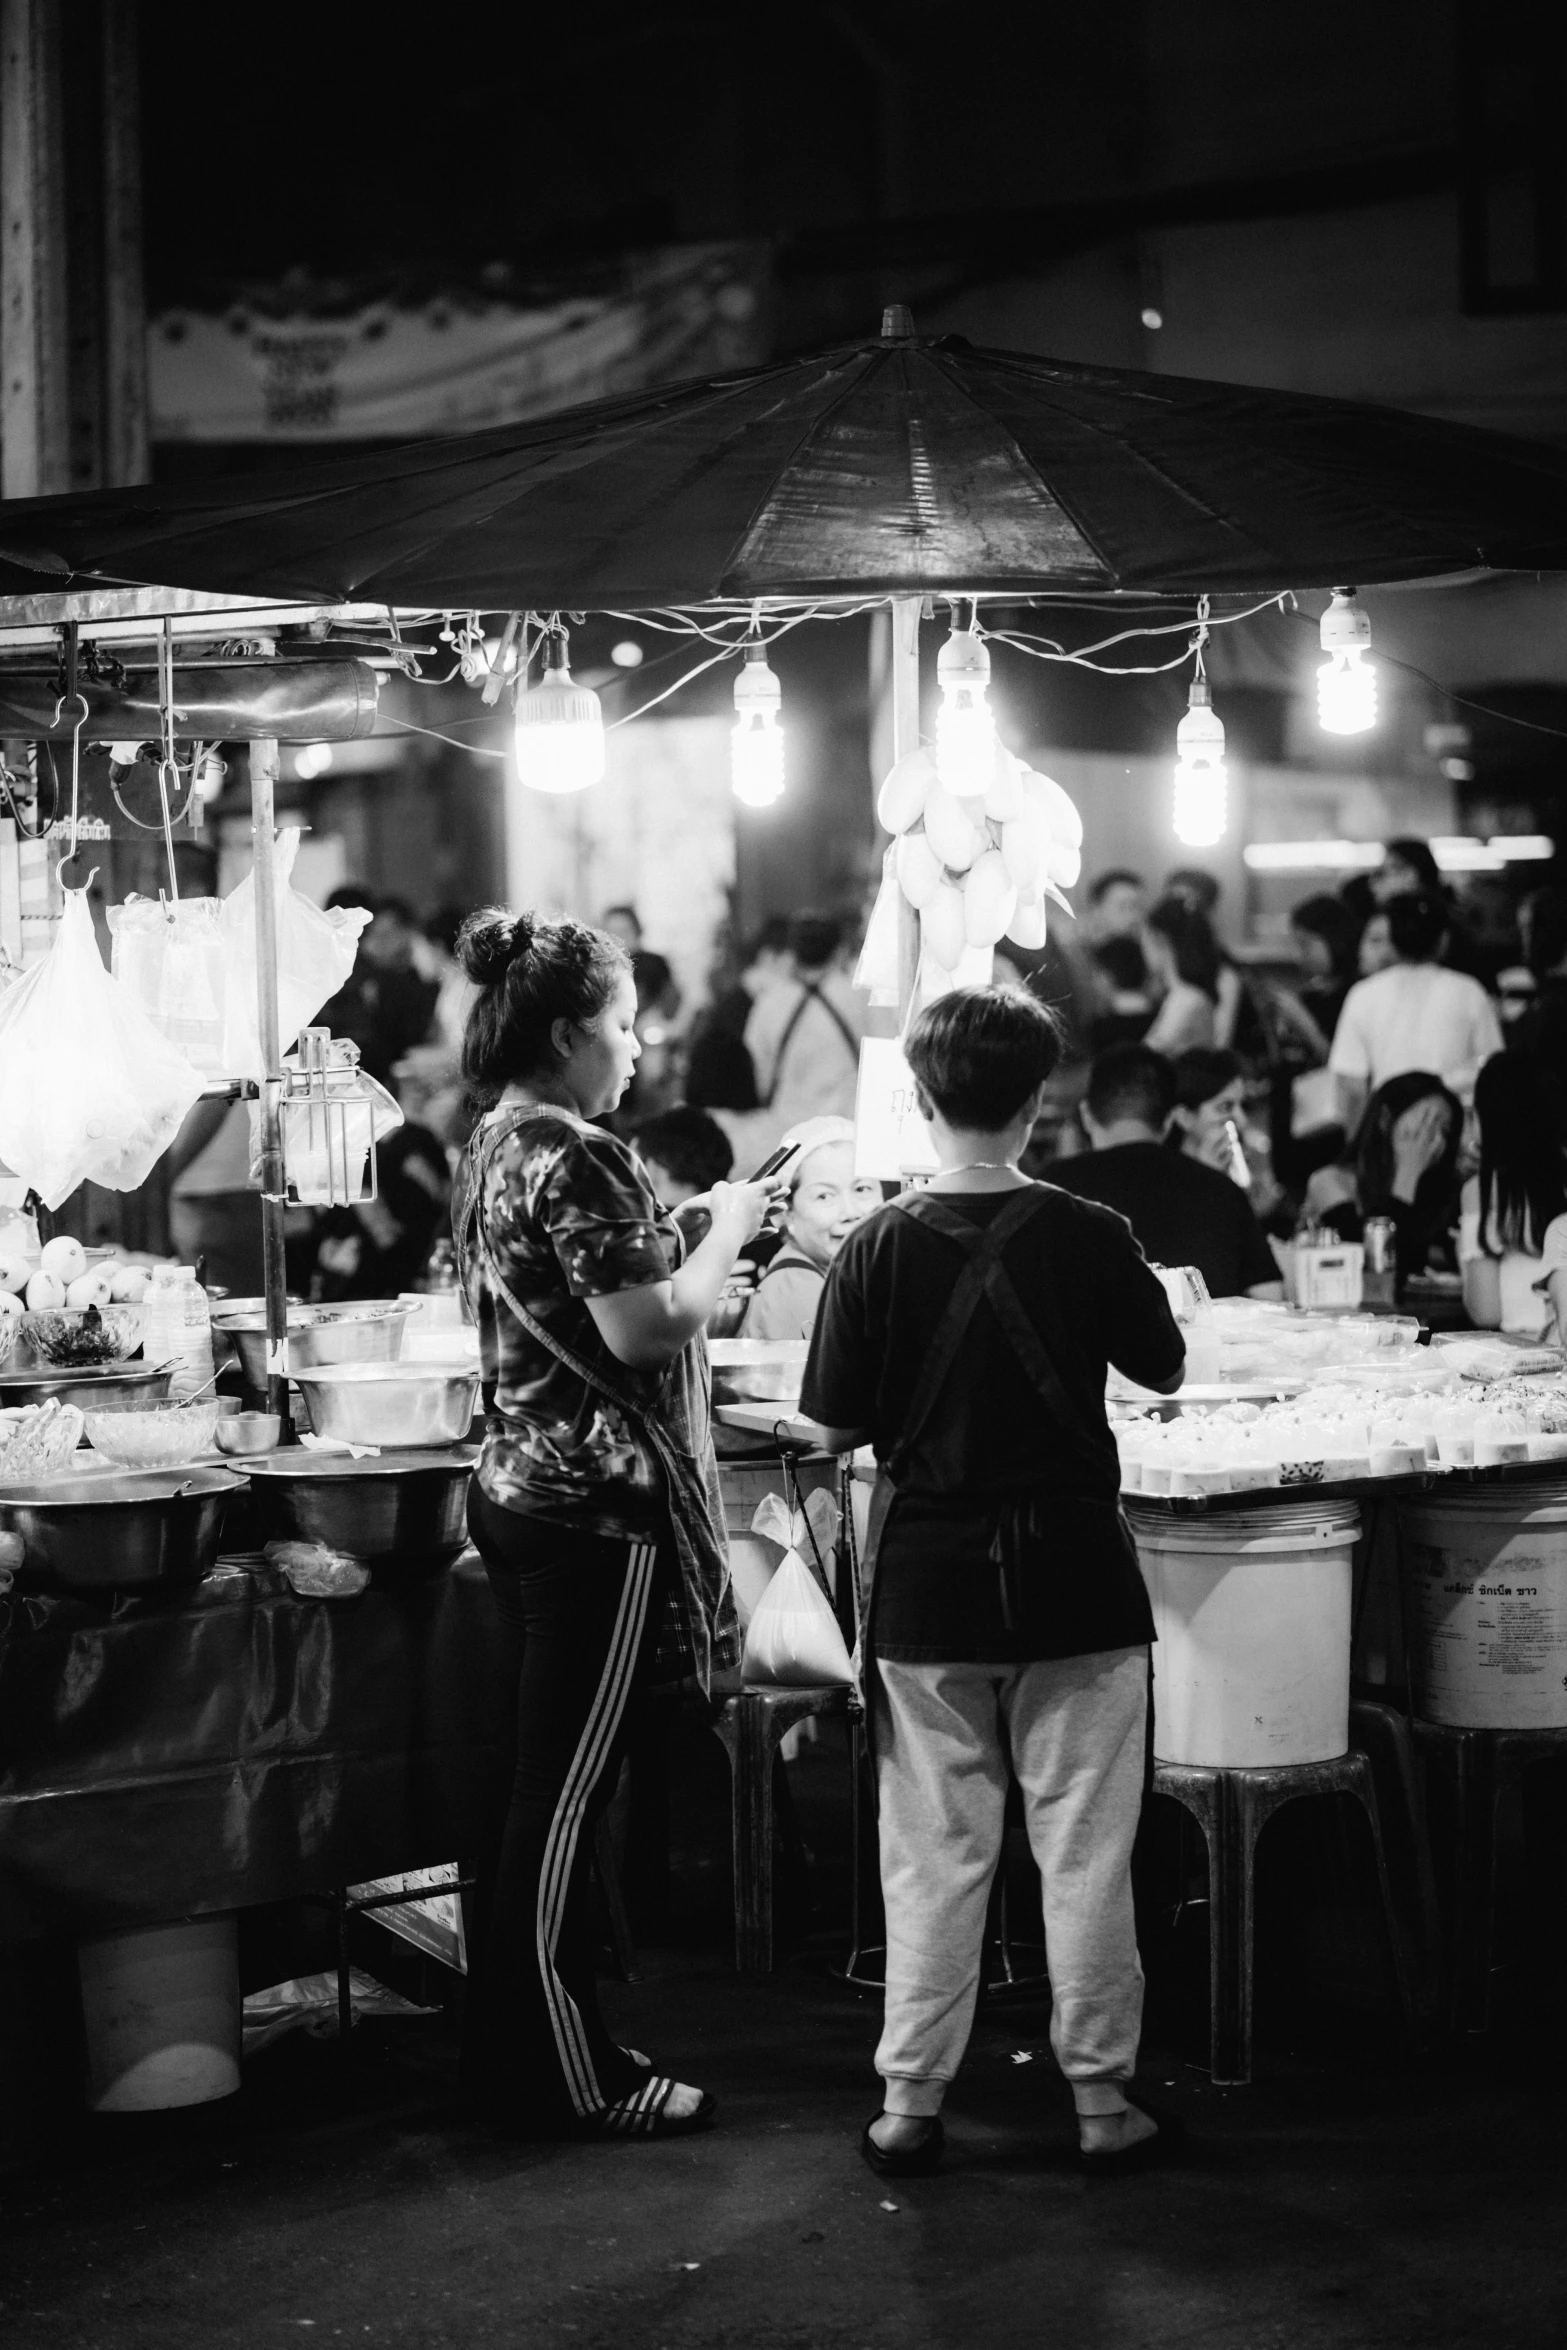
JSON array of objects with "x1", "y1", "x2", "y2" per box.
[{"x1": 49, "y1": 690, "x2": 91, "y2": 869}]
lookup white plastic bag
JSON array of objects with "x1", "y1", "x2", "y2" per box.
[
  {"x1": 742, "y1": 1488, "x2": 853, "y2": 1686},
  {"x1": 219, "y1": 829, "x2": 371, "y2": 1083},
  {"x1": 0, "y1": 889, "x2": 205, "y2": 1208},
  {"x1": 108, "y1": 895, "x2": 228, "y2": 1076}
]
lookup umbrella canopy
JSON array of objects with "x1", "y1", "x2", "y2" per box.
[{"x1": 4, "y1": 318, "x2": 1567, "y2": 610}]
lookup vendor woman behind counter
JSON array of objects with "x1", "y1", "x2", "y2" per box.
[{"x1": 453, "y1": 908, "x2": 780, "y2": 2142}]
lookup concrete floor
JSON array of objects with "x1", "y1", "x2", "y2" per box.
[
  {"x1": 4, "y1": 1718, "x2": 1567, "y2": 2348},
  {"x1": 3, "y1": 1957, "x2": 1566, "y2": 2350}
]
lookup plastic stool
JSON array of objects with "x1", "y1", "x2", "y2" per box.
[
  {"x1": 1152, "y1": 1747, "x2": 1416, "y2": 2085},
  {"x1": 711, "y1": 1683, "x2": 851, "y2": 1971},
  {"x1": 1410, "y1": 1719, "x2": 1567, "y2": 2031}
]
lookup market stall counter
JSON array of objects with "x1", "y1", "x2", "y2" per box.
[{"x1": 0, "y1": 1543, "x2": 506, "y2": 1945}]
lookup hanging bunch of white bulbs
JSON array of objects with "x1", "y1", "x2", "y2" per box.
[{"x1": 874, "y1": 629, "x2": 1082, "y2": 976}]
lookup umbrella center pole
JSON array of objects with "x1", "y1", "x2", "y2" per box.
[
  {"x1": 249, "y1": 736, "x2": 291, "y2": 1430},
  {"x1": 891, "y1": 595, "x2": 921, "y2": 1028}
]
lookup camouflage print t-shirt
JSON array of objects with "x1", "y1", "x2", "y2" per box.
[{"x1": 458, "y1": 1104, "x2": 680, "y2": 1537}]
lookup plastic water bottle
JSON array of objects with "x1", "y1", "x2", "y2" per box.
[
  {"x1": 169, "y1": 1267, "x2": 215, "y2": 1401},
  {"x1": 143, "y1": 1265, "x2": 215, "y2": 1398},
  {"x1": 141, "y1": 1265, "x2": 181, "y2": 1371}
]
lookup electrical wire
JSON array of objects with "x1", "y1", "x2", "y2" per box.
[{"x1": 1281, "y1": 603, "x2": 1567, "y2": 744}]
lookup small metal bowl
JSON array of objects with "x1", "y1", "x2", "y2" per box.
[{"x1": 214, "y1": 1411, "x2": 282, "y2": 1458}]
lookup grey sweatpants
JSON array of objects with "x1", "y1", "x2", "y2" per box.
[{"x1": 873, "y1": 1646, "x2": 1148, "y2": 2120}]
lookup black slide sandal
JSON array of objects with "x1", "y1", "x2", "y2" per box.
[
  {"x1": 1078, "y1": 2103, "x2": 1187, "y2": 2177},
  {"x1": 860, "y1": 2115, "x2": 945, "y2": 2177},
  {"x1": 591, "y1": 2076, "x2": 717, "y2": 2140}
]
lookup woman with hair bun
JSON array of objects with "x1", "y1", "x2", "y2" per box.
[{"x1": 453, "y1": 907, "x2": 782, "y2": 2141}]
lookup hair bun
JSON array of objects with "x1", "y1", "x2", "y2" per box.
[{"x1": 457, "y1": 906, "x2": 535, "y2": 985}]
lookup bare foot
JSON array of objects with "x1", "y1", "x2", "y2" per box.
[
  {"x1": 870, "y1": 2113, "x2": 939, "y2": 2156},
  {"x1": 1078, "y1": 2104, "x2": 1160, "y2": 2158},
  {"x1": 663, "y1": 2080, "x2": 707, "y2": 2122}
]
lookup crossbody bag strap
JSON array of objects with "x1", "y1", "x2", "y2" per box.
[
  {"x1": 883, "y1": 1188, "x2": 1049, "y2": 1476},
  {"x1": 461, "y1": 1112, "x2": 647, "y2": 1414}
]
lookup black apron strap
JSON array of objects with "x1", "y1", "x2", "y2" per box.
[
  {"x1": 882, "y1": 1188, "x2": 1050, "y2": 1475},
  {"x1": 762, "y1": 980, "x2": 859, "y2": 1109}
]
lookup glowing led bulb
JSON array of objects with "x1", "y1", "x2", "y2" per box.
[
  {"x1": 935, "y1": 622, "x2": 996, "y2": 797},
  {"x1": 514, "y1": 629, "x2": 605, "y2": 794},
  {"x1": 732, "y1": 642, "x2": 785, "y2": 807},
  {"x1": 1173, "y1": 677, "x2": 1227, "y2": 847},
  {"x1": 1318, "y1": 588, "x2": 1377, "y2": 735}
]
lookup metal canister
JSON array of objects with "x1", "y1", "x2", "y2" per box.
[{"x1": 1363, "y1": 1217, "x2": 1397, "y2": 1275}]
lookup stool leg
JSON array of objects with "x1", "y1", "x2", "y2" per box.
[
  {"x1": 593, "y1": 1815, "x2": 640, "y2": 1985},
  {"x1": 1345, "y1": 1757, "x2": 1417, "y2": 2036},
  {"x1": 713, "y1": 1702, "x2": 777, "y2": 1974},
  {"x1": 1450, "y1": 1733, "x2": 1500, "y2": 2034},
  {"x1": 842, "y1": 1714, "x2": 881, "y2": 1985},
  {"x1": 336, "y1": 1891, "x2": 353, "y2": 2063},
  {"x1": 1209, "y1": 1776, "x2": 1258, "y2": 2088}
]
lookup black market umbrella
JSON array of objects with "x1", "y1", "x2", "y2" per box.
[{"x1": 5, "y1": 316, "x2": 1567, "y2": 610}]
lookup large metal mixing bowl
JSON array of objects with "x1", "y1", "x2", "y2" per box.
[
  {"x1": 244, "y1": 1446, "x2": 478, "y2": 1563},
  {"x1": 292, "y1": 1364, "x2": 479, "y2": 1450},
  {"x1": 214, "y1": 1302, "x2": 409, "y2": 1395},
  {"x1": 0, "y1": 1466, "x2": 243, "y2": 1591}
]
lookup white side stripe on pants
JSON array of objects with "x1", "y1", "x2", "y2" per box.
[{"x1": 535, "y1": 1538, "x2": 658, "y2": 2115}]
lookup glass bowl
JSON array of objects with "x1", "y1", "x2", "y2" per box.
[
  {"x1": 23, "y1": 1305, "x2": 145, "y2": 1367},
  {"x1": 82, "y1": 1397, "x2": 219, "y2": 1469}
]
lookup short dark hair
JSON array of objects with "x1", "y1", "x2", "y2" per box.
[
  {"x1": 1172, "y1": 1047, "x2": 1243, "y2": 1113},
  {"x1": 457, "y1": 908, "x2": 629, "y2": 1103},
  {"x1": 905, "y1": 986, "x2": 1063, "y2": 1129},
  {"x1": 1088, "y1": 868, "x2": 1144, "y2": 906},
  {"x1": 1147, "y1": 897, "x2": 1222, "y2": 999},
  {"x1": 376, "y1": 894, "x2": 416, "y2": 928},
  {"x1": 746, "y1": 915, "x2": 792, "y2": 962},
  {"x1": 789, "y1": 911, "x2": 842, "y2": 971},
  {"x1": 603, "y1": 902, "x2": 641, "y2": 937},
  {"x1": 631, "y1": 1106, "x2": 733, "y2": 1191},
  {"x1": 1523, "y1": 887, "x2": 1567, "y2": 978},
  {"x1": 1383, "y1": 837, "x2": 1442, "y2": 894},
  {"x1": 1290, "y1": 893, "x2": 1357, "y2": 979},
  {"x1": 1165, "y1": 867, "x2": 1221, "y2": 914},
  {"x1": 326, "y1": 882, "x2": 376, "y2": 914},
  {"x1": 1086, "y1": 1042, "x2": 1176, "y2": 1132},
  {"x1": 1387, "y1": 891, "x2": 1447, "y2": 963}
]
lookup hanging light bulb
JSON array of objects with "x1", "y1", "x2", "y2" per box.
[
  {"x1": 935, "y1": 607, "x2": 997, "y2": 798},
  {"x1": 1173, "y1": 676, "x2": 1228, "y2": 848},
  {"x1": 731, "y1": 639, "x2": 785, "y2": 807},
  {"x1": 1318, "y1": 587, "x2": 1377, "y2": 735},
  {"x1": 513, "y1": 623, "x2": 605, "y2": 794}
]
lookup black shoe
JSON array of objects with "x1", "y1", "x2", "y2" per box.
[
  {"x1": 1077, "y1": 2103, "x2": 1186, "y2": 2177},
  {"x1": 860, "y1": 2114, "x2": 945, "y2": 2177}
]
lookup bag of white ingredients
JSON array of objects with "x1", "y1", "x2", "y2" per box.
[{"x1": 0, "y1": 889, "x2": 204, "y2": 1209}]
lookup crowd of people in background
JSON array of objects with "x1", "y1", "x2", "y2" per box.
[{"x1": 233, "y1": 841, "x2": 1567, "y2": 1357}]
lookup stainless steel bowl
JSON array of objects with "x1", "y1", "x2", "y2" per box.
[
  {"x1": 292, "y1": 1363, "x2": 479, "y2": 1450},
  {"x1": 0, "y1": 1465, "x2": 243, "y2": 1591},
  {"x1": 707, "y1": 1339, "x2": 809, "y2": 1404},
  {"x1": 213, "y1": 1302, "x2": 409, "y2": 1395},
  {"x1": 214, "y1": 1411, "x2": 283, "y2": 1457},
  {"x1": 0, "y1": 1360, "x2": 175, "y2": 1413},
  {"x1": 244, "y1": 1446, "x2": 477, "y2": 1562}
]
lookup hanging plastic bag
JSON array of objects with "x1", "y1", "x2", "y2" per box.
[
  {"x1": 108, "y1": 895, "x2": 228, "y2": 1076},
  {"x1": 218, "y1": 828, "x2": 371, "y2": 1084},
  {"x1": 0, "y1": 889, "x2": 205, "y2": 1209},
  {"x1": 742, "y1": 1488, "x2": 853, "y2": 1686}
]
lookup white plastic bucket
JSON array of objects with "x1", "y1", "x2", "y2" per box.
[
  {"x1": 1398, "y1": 1483, "x2": 1567, "y2": 1729},
  {"x1": 1130, "y1": 1501, "x2": 1359, "y2": 1767},
  {"x1": 78, "y1": 1917, "x2": 241, "y2": 2112}
]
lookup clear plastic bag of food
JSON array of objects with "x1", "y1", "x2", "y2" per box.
[
  {"x1": 219, "y1": 830, "x2": 371, "y2": 1083},
  {"x1": 0, "y1": 1400, "x2": 86, "y2": 1480},
  {"x1": 0, "y1": 890, "x2": 204, "y2": 1208},
  {"x1": 264, "y1": 1538, "x2": 371, "y2": 1598},
  {"x1": 108, "y1": 895, "x2": 228, "y2": 1076}
]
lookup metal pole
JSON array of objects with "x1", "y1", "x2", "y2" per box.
[
  {"x1": 890, "y1": 595, "x2": 921, "y2": 1025},
  {"x1": 250, "y1": 737, "x2": 290, "y2": 1429}
]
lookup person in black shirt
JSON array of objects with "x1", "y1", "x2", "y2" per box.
[
  {"x1": 802, "y1": 986, "x2": 1184, "y2": 2179},
  {"x1": 1055, "y1": 1045, "x2": 1284, "y2": 1301}
]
